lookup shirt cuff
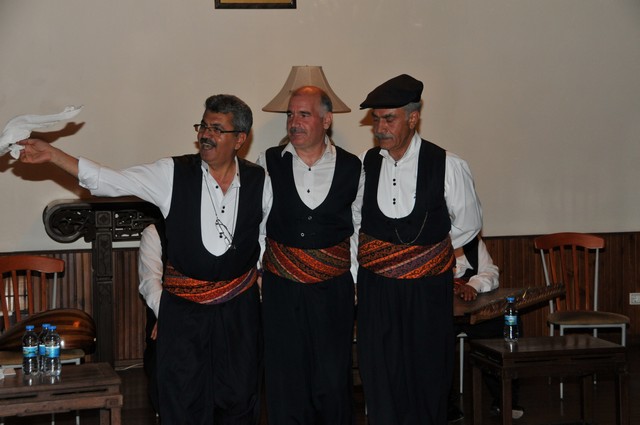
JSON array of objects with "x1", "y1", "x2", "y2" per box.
[{"x1": 148, "y1": 293, "x2": 161, "y2": 318}]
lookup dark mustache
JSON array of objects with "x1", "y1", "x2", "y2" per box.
[{"x1": 199, "y1": 138, "x2": 216, "y2": 148}]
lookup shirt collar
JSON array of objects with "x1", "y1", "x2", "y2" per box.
[
  {"x1": 282, "y1": 135, "x2": 336, "y2": 162},
  {"x1": 379, "y1": 132, "x2": 421, "y2": 163},
  {"x1": 200, "y1": 156, "x2": 241, "y2": 188}
]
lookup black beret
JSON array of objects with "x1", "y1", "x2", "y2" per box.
[{"x1": 360, "y1": 74, "x2": 423, "y2": 109}]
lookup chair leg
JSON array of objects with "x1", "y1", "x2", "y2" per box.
[
  {"x1": 73, "y1": 358, "x2": 81, "y2": 425},
  {"x1": 560, "y1": 327, "x2": 564, "y2": 399},
  {"x1": 459, "y1": 336, "x2": 465, "y2": 394}
]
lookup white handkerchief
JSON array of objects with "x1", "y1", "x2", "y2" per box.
[{"x1": 0, "y1": 105, "x2": 83, "y2": 159}]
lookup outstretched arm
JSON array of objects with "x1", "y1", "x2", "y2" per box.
[{"x1": 17, "y1": 138, "x2": 79, "y2": 177}]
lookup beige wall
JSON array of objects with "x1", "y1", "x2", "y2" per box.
[{"x1": 1, "y1": 0, "x2": 639, "y2": 252}]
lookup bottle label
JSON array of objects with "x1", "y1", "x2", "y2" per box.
[
  {"x1": 23, "y1": 346, "x2": 38, "y2": 358},
  {"x1": 45, "y1": 345, "x2": 61, "y2": 358},
  {"x1": 504, "y1": 314, "x2": 517, "y2": 326},
  {"x1": 39, "y1": 344, "x2": 46, "y2": 356}
]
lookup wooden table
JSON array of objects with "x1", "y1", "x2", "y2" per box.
[
  {"x1": 469, "y1": 335, "x2": 628, "y2": 425},
  {"x1": 0, "y1": 362, "x2": 122, "y2": 424}
]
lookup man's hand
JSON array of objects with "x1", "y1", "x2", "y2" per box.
[
  {"x1": 454, "y1": 283, "x2": 478, "y2": 301},
  {"x1": 17, "y1": 139, "x2": 56, "y2": 164},
  {"x1": 17, "y1": 138, "x2": 80, "y2": 176}
]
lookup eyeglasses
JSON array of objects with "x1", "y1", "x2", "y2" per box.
[{"x1": 194, "y1": 124, "x2": 242, "y2": 136}]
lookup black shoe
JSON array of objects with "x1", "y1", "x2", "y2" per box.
[
  {"x1": 447, "y1": 405, "x2": 464, "y2": 423},
  {"x1": 490, "y1": 404, "x2": 525, "y2": 420}
]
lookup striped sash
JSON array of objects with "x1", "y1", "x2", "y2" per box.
[
  {"x1": 358, "y1": 233, "x2": 454, "y2": 279},
  {"x1": 163, "y1": 262, "x2": 257, "y2": 304},
  {"x1": 263, "y1": 237, "x2": 350, "y2": 284}
]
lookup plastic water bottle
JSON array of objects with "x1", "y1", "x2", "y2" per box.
[
  {"x1": 43, "y1": 325, "x2": 62, "y2": 377},
  {"x1": 38, "y1": 323, "x2": 51, "y2": 372},
  {"x1": 22, "y1": 325, "x2": 39, "y2": 375},
  {"x1": 503, "y1": 296, "x2": 519, "y2": 342}
]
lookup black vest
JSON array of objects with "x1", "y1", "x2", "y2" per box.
[
  {"x1": 361, "y1": 139, "x2": 451, "y2": 245},
  {"x1": 265, "y1": 145, "x2": 361, "y2": 249},
  {"x1": 164, "y1": 154, "x2": 265, "y2": 281}
]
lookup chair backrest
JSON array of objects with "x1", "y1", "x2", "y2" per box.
[
  {"x1": 0, "y1": 255, "x2": 65, "y2": 332},
  {"x1": 533, "y1": 232, "x2": 604, "y2": 314}
]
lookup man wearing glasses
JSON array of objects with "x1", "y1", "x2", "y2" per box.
[{"x1": 15, "y1": 94, "x2": 272, "y2": 425}]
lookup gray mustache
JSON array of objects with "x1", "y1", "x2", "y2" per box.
[
  {"x1": 289, "y1": 128, "x2": 306, "y2": 135},
  {"x1": 374, "y1": 133, "x2": 393, "y2": 140},
  {"x1": 199, "y1": 138, "x2": 216, "y2": 148}
]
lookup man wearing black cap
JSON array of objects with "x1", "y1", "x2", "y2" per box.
[{"x1": 356, "y1": 74, "x2": 482, "y2": 425}]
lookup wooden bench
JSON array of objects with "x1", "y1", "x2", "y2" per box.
[
  {"x1": 470, "y1": 335, "x2": 628, "y2": 425},
  {"x1": 0, "y1": 362, "x2": 122, "y2": 424}
]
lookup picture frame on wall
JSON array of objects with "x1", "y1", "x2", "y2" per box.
[{"x1": 215, "y1": 0, "x2": 296, "y2": 9}]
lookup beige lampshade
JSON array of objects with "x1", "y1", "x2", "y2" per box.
[{"x1": 262, "y1": 66, "x2": 351, "y2": 113}]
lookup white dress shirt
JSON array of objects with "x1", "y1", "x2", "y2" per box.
[
  {"x1": 454, "y1": 238, "x2": 500, "y2": 293},
  {"x1": 363, "y1": 132, "x2": 483, "y2": 249},
  {"x1": 78, "y1": 156, "x2": 273, "y2": 257}
]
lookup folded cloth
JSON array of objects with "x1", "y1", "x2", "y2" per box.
[{"x1": 0, "y1": 105, "x2": 83, "y2": 159}]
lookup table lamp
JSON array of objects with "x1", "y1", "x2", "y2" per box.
[{"x1": 262, "y1": 66, "x2": 351, "y2": 113}]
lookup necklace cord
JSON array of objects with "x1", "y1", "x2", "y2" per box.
[
  {"x1": 203, "y1": 170, "x2": 239, "y2": 250},
  {"x1": 394, "y1": 211, "x2": 428, "y2": 246}
]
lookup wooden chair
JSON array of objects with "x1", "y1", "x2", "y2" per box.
[
  {"x1": 0, "y1": 255, "x2": 96, "y2": 367},
  {"x1": 0, "y1": 255, "x2": 96, "y2": 425},
  {"x1": 1, "y1": 255, "x2": 65, "y2": 330},
  {"x1": 534, "y1": 232, "x2": 630, "y2": 398}
]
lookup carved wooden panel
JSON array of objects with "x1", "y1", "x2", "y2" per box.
[{"x1": 42, "y1": 198, "x2": 161, "y2": 364}]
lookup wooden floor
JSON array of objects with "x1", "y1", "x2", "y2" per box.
[{"x1": 4, "y1": 344, "x2": 639, "y2": 424}]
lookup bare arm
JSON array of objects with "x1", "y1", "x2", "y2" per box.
[{"x1": 17, "y1": 138, "x2": 79, "y2": 177}]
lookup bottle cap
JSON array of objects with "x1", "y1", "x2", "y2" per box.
[
  {"x1": 49, "y1": 325, "x2": 57, "y2": 330},
  {"x1": 506, "y1": 296, "x2": 515, "y2": 302},
  {"x1": 26, "y1": 325, "x2": 34, "y2": 331}
]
